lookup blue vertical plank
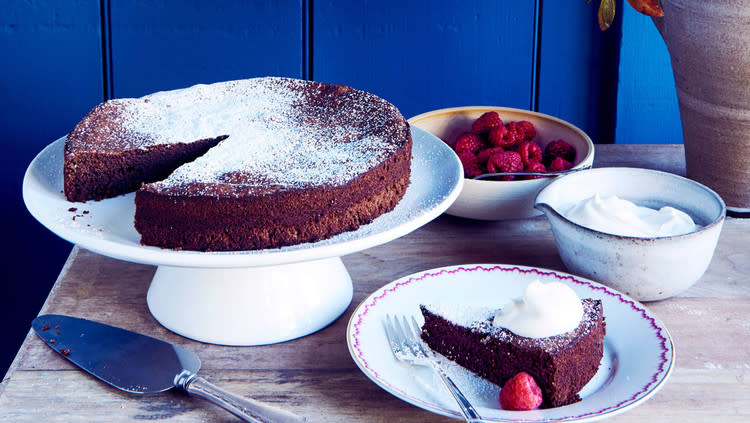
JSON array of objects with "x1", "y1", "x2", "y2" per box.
[
  {"x1": 109, "y1": 0, "x2": 304, "y2": 98},
  {"x1": 537, "y1": 1, "x2": 619, "y2": 143},
  {"x1": 615, "y1": 6, "x2": 681, "y2": 144},
  {"x1": 313, "y1": 1, "x2": 537, "y2": 119},
  {"x1": 0, "y1": 0, "x2": 103, "y2": 375}
]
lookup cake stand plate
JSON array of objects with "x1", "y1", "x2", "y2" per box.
[{"x1": 23, "y1": 127, "x2": 463, "y2": 345}]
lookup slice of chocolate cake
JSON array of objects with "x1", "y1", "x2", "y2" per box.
[{"x1": 420, "y1": 298, "x2": 605, "y2": 408}]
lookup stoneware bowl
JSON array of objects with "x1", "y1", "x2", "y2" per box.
[
  {"x1": 534, "y1": 167, "x2": 726, "y2": 301},
  {"x1": 408, "y1": 106, "x2": 594, "y2": 220}
]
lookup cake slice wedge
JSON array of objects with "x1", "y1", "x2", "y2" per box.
[
  {"x1": 419, "y1": 298, "x2": 605, "y2": 408},
  {"x1": 63, "y1": 100, "x2": 228, "y2": 202}
]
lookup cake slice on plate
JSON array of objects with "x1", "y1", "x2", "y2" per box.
[{"x1": 420, "y1": 280, "x2": 605, "y2": 408}]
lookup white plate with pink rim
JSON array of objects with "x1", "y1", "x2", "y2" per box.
[{"x1": 346, "y1": 264, "x2": 674, "y2": 422}]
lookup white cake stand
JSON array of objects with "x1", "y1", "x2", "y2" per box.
[{"x1": 23, "y1": 127, "x2": 463, "y2": 346}]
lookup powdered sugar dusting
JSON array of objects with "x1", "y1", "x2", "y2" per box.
[
  {"x1": 422, "y1": 303, "x2": 495, "y2": 327},
  {"x1": 422, "y1": 299, "x2": 600, "y2": 353},
  {"x1": 73, "y1": 77, "x2": 408, "y2": 195}
]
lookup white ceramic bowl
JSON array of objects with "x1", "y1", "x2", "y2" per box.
[
  {"x1": 535, "y1": 167, "x2": 726, "y2": 301},
  {"x1": 408, "y1": 106, "x2": 594, "y2": 220}
]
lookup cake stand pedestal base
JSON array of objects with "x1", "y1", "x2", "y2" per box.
[{"x1": 146, "y1": 256, "x2": 353, "y2": 345}]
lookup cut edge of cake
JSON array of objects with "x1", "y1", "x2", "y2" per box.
[
  {"x1": 62, "y1": 77, "x2": 413, "y2": 251},
  {"x1": 419, "y1": 299, "x2": 606, "y2": 408}
]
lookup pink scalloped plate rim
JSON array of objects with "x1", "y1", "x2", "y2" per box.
[{"x1": 346, "y1": 264, "x2": 674, "y2": 422}]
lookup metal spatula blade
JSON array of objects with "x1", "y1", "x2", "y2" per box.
[{"x1": 32, "y1": 314, "x2": 306, "y2": 423}]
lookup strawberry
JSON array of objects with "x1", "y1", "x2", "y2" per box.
[
  {"x1": 457, "y1": 151, "x2": 484, "y2": 178},
  {"x1": 471, "y1": 111, "x2": 504, "y2": 135},
  {"x1": 454, "y1": 132, "x2": 484, "y2": 154},
  {"x1": 544, "y1": 139, "x2": 576, "y2": 163},
  {"x1": 516, "y1": 141, "x2": 542, "y2": 166},
  {"x1": 499, "y1": 372, "x2": 543, "y2": 411},
  {"x1": 487, "y1": 151, "x2": 523, "y2": 180}
]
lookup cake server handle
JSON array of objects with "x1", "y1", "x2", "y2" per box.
[
  {"x1": 182, "y1": 373, "x2": 307, "y2": 423},
  {"x1": 430, "y1": 361, "x2": 484, "y2": 422}
]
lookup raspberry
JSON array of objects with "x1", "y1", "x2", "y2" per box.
[
  {"x1": 471, "y1": 111, "x2": 504, "y2": 135},
  {"x1": 457, "y1": 151, "x2": 483, "y2": 178},
  {"x1": 504, "y1": 122, "x2": 525, "y2": 147},
  {"x1": 548, "y1": 156, "x2": 573, "y2": 172},
  {"x1": 523, "y1": 161, "x2": 546, "y2": 180},
  {"x1": 516, "y1": 141, "x2": 542, "y2": 166},
  {"x1": 544, "y1": 139, "x2": 576, "y2": 163},
  {"x1": 476, "y1": 147, "x2": 506, "y2": 164},
  {"x1": 454, "y1": 132, "x2": 484, "y2": 154},
  {"x1": 490, "y1": 123, "x2": 525, "y2": 148},
  {"x1": 499, "y1": 372, "x2": 543, "y2": 411},
  {"x1": 487, "y1": 151, "x2": 523, "y2": 181},
  {"x1": 516, "y1": 120, "x2": 537, "y2": 141},
  {"x1": 488, "y1": 125, "x2": 510, "y2": 148}
]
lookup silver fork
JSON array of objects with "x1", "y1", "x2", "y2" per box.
[{"x1": 383, "y1": 314, "x2": 483, "y2": 423}]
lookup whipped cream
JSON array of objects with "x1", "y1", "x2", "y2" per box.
[
  {"x1": 564, "y1": 194, "x2": 699, "y2": 237},
  {"x1": 493, "y1": 280, "x2": 583, "y2": 338}
]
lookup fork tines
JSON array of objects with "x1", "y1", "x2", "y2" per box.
[
  {"x1": 383, "y1": 314, "x2": 430, "y2": 360},
  {"x1": 382, "y1": 315, "x2": 483, "y2": 422}
]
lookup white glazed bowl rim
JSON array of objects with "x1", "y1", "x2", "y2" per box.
[{"x1": 534, "y1": 167, "x2": 727, "y2": 240}]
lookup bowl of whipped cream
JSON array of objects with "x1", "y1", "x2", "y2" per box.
[{"x1": 534, "y1": 167, "x2": 726, "y2": 301}]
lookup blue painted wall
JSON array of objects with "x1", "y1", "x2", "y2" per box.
[
  {"x1": 313, "y1": 1, "x2": 536, "y2": 117},
  {"x1": 537, "y1": 0, "x2": 623, "y2": 144},
  {"x1": 1, "y1": 0, "x2": 104, "y2": 376},
  {"x1": 0, "y1": 1, "x2": 680, "y2": 375},
  {"x1": 108, "y1": 0, "x2": 304, "y2": 98},
  {"x1": 616, "y1": 6, "x2": 681, "y2": 144}
]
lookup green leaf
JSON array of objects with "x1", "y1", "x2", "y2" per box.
[{"x1": 598, "y1": 0, "x2": 616, "y2": 31}]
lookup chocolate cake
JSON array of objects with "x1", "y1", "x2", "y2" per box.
[
  {"x1": 420, "y1": 299, "x2": 605, "y2": 408},
  {"x1": 63, "y1": 77, "x2": 412, "y2": 251}
]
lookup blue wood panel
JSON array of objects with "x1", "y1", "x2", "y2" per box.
[
  {"x1": 615, "y1": 7, "x2": 682, "y2": 144},
  {"x1": 108, "y1": 0, "x2": 304, "y2": 98},
  {"x1": 313, "y1": 1, "x2": 537, "y2": 119},
  {"x1": 0, "y1": 0, "x2": 103, "y2": 375},
  {"x1": 537, "y1": 1, "x2": 619, "y2": 144}
]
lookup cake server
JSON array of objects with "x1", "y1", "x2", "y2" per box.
[{"x1": 32, "y1": 314, "x2": 306, "y2": 423}]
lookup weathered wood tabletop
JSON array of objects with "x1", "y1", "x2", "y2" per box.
[{"x1": 1, "y1": 145, "x2": 748, "y2": 422}]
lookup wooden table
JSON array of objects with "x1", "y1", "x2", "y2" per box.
[{"x1": 1, "y1": 145, "x2": 748, "y2": 422}]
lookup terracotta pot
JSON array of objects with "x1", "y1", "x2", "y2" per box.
[{"x1": 654, "y1": 1, "x2": 750, "y2": 213}]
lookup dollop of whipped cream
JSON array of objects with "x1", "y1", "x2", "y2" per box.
[
  {"x1": 493, "y1": 280, "x2": 583, "y2": 338},
  {"x1": 564, "y1": 194, "x2": 699, "y2": 237}
]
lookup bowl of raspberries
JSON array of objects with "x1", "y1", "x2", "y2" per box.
[{"x1": 409, "y1": 106, "x2": 594, "y2": 220}]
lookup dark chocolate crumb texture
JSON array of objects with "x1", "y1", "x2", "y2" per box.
[
  {"x1": 420, "y1": 299, "x2": 605, "y2": 408},
  {"x1": 63, "y1": 77, "x2": 412, "y2": 251}
]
